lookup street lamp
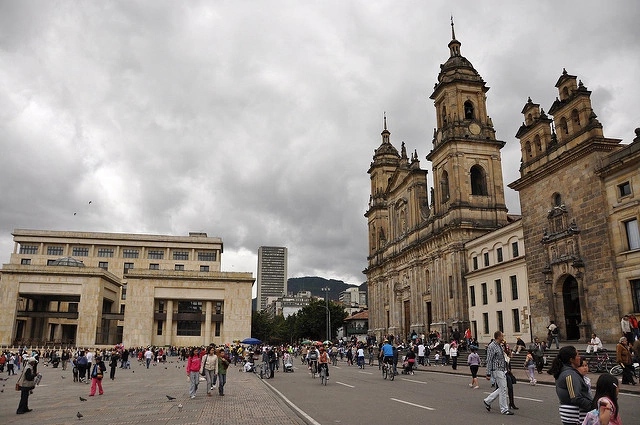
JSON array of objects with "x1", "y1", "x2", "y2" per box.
[{"x1": 321, "y1": 287, "x2": 331, "y2": 341}]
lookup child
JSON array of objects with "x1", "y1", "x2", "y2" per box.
[
  {"x1": 434, "y1": 351, "x2": 440, "y2": 366},
  {"x1": 577, "y1": 358, "x2": 591, "y2": 392},
  {"x1": 524, "y1": 349, "x2": 536, "y2": 385}
]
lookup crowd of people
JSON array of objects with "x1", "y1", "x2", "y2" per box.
[{"x1": 3, "y1": 316, "x2": 638, "y2": 421}]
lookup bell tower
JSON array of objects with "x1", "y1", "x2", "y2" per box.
[{"x1": 427, "y1": 19, "x2": 507, "y2": 226}]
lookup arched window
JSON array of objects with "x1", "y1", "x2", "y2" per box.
[
  {"x1": 464, "y1": 101, "x2": 474, "y2": 120},
  {"x1": 440, "y1": 170, "x2": 450, "y2": 203},
  {"x1": 534, "y1": 135, "x2": 543, "y2": 155},
  {"x1": 527, "y1": 113, "x2": 533, "y2": 124},
  {"x1": 559, "y1": 117, "x2": 569, "y2": 135},
  {"x1": 525, "y1": 141, "x2": 532, "y2": 158},
  {"x1": 553, "y1": 193, "x2": 562, "y2": 207},
  {"x1": 470, "y1": 165, "x2": 488, "y2": 196},
  {"x1": 442, "y1": 105, "x2": 447, "y2": 124},
  {"x1": 562, "y1": 86, "x2": 569, "y2": 99},
  {"x1": 571, "y1": 109, "x2": 581, "y2": 126}
]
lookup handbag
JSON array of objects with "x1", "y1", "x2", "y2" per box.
[{"x1": 200, "y1": 355, "x2": 207, "y2": 376}]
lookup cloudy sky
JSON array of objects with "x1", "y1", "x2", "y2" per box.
[{"x1": 1, "y1": 1, "x2": 638, "y2": 289}]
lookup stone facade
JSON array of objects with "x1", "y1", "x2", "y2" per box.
[
  {"x1": 364, "y1": 26, "x2": 510, "y2": 343},
  {"x1": 509, "y1": 73, "x2": 640, "y2": 343},
  {"x1": 0, "y1": 229, "x2": 253, "y2": 347}
]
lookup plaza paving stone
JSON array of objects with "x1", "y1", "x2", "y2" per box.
[{"x1": 0, "y1": 358, "x2": 304, "y2": 425}]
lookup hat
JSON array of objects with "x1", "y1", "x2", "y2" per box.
[{"x1": 619, "y1": 336, "x2": 627, "y2": 343}]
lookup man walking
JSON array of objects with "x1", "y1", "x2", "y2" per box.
[{"x1": 483, "y1": 331, "x2": 514, "y2": 416}]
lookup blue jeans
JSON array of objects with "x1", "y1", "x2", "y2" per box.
[
  {"x1": 485, "y1": 370, "x2": 509, "y2": 413},
  {"x1": 146, "y1": 358, "x2": 151, "y2": 368},
  {"x1": 218, "y1": 373, "x2": 226, "y2": 395}
]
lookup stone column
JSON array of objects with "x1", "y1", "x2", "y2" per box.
[
  {"x1": 165, "y1": 300, "x2": 173, "y2": 347},
  {"x1": 204, "y1": 301, "x2": 212, "y2": 345}
]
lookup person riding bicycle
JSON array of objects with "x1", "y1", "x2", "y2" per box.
[
  {"x1": 318, "y1": 346, "x2": 330, "y2": 379},
  {"x1": 381, "y1": 340, "x2": 394, "y2": 368},
  {"x1": 307, "y1": 346, "x2": 319, "y2": 373}
]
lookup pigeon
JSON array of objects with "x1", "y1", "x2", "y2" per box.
[
  {"x1": 74, "y1": 212, "x2": 77, "y2": 216},
  {"x1": 88, "y1": 201, "x2": 92, "y2": 204},
  {"x1": 79, "y1": 396, "x2": 87, "y2": 401},
  {"x1": 61, "y1": 376, "x2": 66, "y2": 379},
  {"x1": 177, "y1": 403, "x2": 183, "y2": 411},
  {"x1": 77, "y1": 412, "x2": 83, "y2": 419},
  {"x1": 166, "y1": 395, "x2": 176, "y2": 401}
]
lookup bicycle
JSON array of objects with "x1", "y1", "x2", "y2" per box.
[
  {"x1": 309, "y1": 360, "x2": 317, "y2": 379},
  {"x1": 587, "y1": 349, "x2": 613, "y2": 373},
  {"x1": 331, "y1": 354, "x2": 338, "y2": 367},
  {"x1": 382, "y1": 361, "x2": 394, "y2": 381},
  {"x1": 609, "y1": 362, "x2": 639, "y2": 378},
  {"x1": 319, "y1": 364, "x2": 328, "y2": 385}
]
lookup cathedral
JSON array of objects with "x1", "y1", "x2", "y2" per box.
[{"x1": 365, "y1": 23, "x2": 640, "y2": 344}]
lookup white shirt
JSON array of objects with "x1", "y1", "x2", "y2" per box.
[
  {"x1": 417, "y1": 344, "x2": 425, "y2": 356},
  {"x1": 86, "y1": 351, "x2": 94, "y2": 363},
  {"x1": 145, "y1": 350, "x2": 153, "y2": 359},
  {"x1": 444, "y1": 343, "x2": 451, "y2": 355},
  {"x1": 589, "y1": 337, "x2": 602, "y2": 348}
]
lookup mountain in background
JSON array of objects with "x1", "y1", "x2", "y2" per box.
[
  {"x1": 287, "y1": 276, "x2": 367, "y2": 301},
  {"x1": 252, "y1": 276, "x2": 367, "y2": 309}
]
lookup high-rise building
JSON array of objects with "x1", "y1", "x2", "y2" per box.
[{"x1": 256, "y1": 246, "x2": 288, "y2": 310}]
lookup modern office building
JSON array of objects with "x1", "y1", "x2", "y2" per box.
[
  {"x1": 256, "y1": 246, "x2": 288, "y2": 310},
  {"x1": 0, "y1": 229, "x2": 254, "y2": 348}
]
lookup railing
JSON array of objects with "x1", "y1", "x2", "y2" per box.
[{"x1": 16, "y1": 310, "x2": 79, "y2": 319}]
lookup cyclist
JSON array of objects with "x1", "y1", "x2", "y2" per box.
[
  {"x1": 330, "y1": 345, "x2": 338, "y2": 365},
  {"x1": 318, "y1": 346, "x2": 330, "y2": 380},
  {"x1": 381, "y1": 339, "x2": 394, "y2": 372},
  {"x1": 307, "y1": 345, "x2": 319, "y2": 374}
]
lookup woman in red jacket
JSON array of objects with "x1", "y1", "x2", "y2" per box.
[{"x1": 186, "y1": 348, "x2": 202, "y2": 399}]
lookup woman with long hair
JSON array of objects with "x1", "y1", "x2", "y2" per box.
[
  {"x1": 547, "y1": 346, "x2": 592, "y2": 425},
  {"x1": 186, "y1": 347, "x2": 202, "y2": 399},
  {"x1": 582, "y1": 373, "x2": 622, "y2": 425}
]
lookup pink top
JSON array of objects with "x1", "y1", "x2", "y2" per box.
[{"x1": 186, "y1": 356, "x2": 201, "y2": 375}]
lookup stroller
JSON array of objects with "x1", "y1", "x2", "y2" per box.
[
  {"x1": 401, "y1": 356, "x2": 415, "y2": 375},
  {"x1": 283, "y1": 361, "x2": 294, "y2": 373},
  {"x1": 283, "y1": 353, "x2": 294, "y2": 372}
]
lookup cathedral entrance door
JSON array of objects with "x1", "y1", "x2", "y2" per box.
[{"x1": 562, "y1": 276, "x2": 581, "y2": 340}]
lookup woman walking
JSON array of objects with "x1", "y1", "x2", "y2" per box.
[
  {"x1": 200, "y1": 346, "x2": 218, "y2": 397},
  {"x1": 186, "y1": 348, "x2": 202, "y2": 399},
  {"x1": 548, "y1": 346, "x2": 592, "y2": 424},
  {"x1": 467, "y1": 347, "x2": 480, "y2": 388}
]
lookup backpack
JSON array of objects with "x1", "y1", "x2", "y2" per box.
[{"x1": 91, "y1": 364, "x2": 103, "y2": 379}]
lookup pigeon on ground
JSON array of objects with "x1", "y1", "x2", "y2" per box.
[
  {"x1": 177, "y1": 403, "x2": 183, "y2": 411},
  {"x1": 61, "y1": 376, "x2": 66, "y2": 379},
  {"x1": 166, "y1": 395, "x2": 176, "y2": 401},
  {"x1": 77, "y1": 411, "x2": 83, "y2": 419},
  {"x1": 79, "y1": 397, "x2": 87, "y2": 401}
]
